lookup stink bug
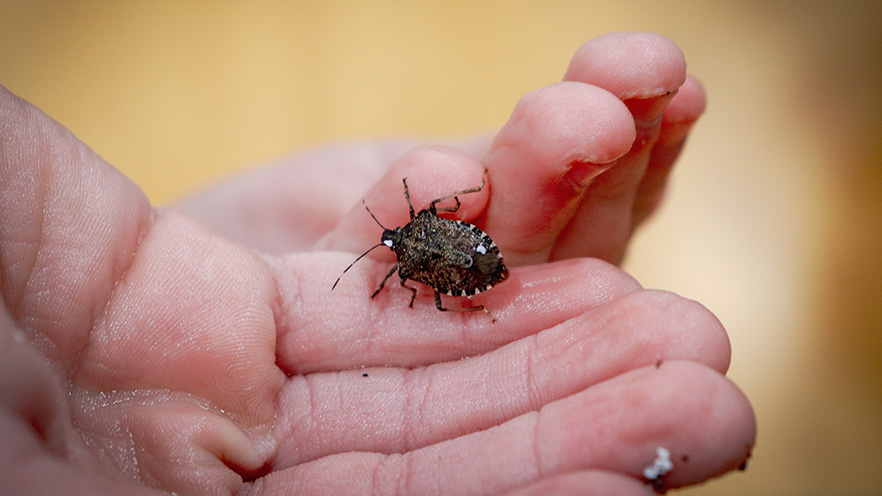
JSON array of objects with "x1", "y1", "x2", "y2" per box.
[{"x1": 332, "y1": 170, "x2": 508, "y2": 321}]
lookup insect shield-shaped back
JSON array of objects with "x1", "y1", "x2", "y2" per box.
[{"x1": 332, "y1": 171, "x2": 508, "y2": 322}]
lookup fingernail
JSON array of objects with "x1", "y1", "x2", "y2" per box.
[
  {"x1": 626, "y1": 90, "x2": 678, "y2": 128},
  {"x1": 564, "y1": 161, "x2": 614, "y2": 189}
]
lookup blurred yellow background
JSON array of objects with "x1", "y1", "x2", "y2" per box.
[{"x1": 2, "y1": 1, "x2": 881, "y2": 494}]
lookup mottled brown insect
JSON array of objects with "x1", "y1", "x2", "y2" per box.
[{"x1": 333, "y1": 171, "x2": 508, "y2": 321}]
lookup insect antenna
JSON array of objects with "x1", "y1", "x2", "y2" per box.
[
  {"x1": 362, "y1": 199, "x2": 387, "y2": 229},
  {"x1": 331, "y1": 199, "x2": 390, "y2": 291},
  {"x1": 332, "y1": 242, "x2": 387, "y2": 290}
]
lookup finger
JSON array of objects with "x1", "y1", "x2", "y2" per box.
[
  {"x1": 314, "y1": 145, "x2": 490, "y2": 259},
  {"x1": 252, "y1": 361, "x2": 756, "y2": 495},
  {"x1": 553, "y1": 32, "x2": 692, "y2": 263},
  {"x1": 178, "y1": 137, "x2": 495, "y2": 254},
  {"x1": 178, "y1": 140, "x2": 414, "y2": 254},
  {"x1": 271, "y1": 254, "x2": 642, "y2": 374},
  {"x1": 530, "y1": 361, "x2": 754, "y2": 492},
  {"x1": 2, "y1": 86, "x2": 285, "y2": 493},
  {"x1": 269, "y1": 290, "x2": 730, "y2": 466},
  {"x1": 0, "y1": 345, "x2": 161, "y2": 496},
  {"x1": 65, "y1": 213, "x2": 286, "y2": 494},
  {"x1": 0, "y1": 85, "x2": 152, "y2": 366},
  {"x1": 481, "y1": 81, "x2": 636, "y2": 266},
  {"x1": 631, "y1": 75, "x2": 707, "y2": 226}
]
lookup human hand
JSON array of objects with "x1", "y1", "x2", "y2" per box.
[{"x1": 0, "y1": 32, "x2": 754, "y2": 496}]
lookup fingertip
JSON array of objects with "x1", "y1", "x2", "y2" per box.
[
  {"x1": 633, "y1": 361, "x2": 756, "y2": 490},
  {"x1": 537, "y1": 360, "x2": 756, "y2": 492},
  {"x1": 654, "y1": 75, "x2": 708, "y2": 148},
  {"x1": 493, "y1": 81, "x2": 636, "y2": 167},
  {"x1": 374, "y1": 145, "x2": 489, "y2": 223},
  {"x1": 565, "y1": 32, "x2": 688, "y2": 100},
  {"x1": 587, "y1": 290, "x2": 732, "y2": 374},
  {"x1": 657, "y1": 362, "x2": 757, "y2": 489},
  {"x1": 663, "y1": 75, "x2": 707, "y2": 124}
]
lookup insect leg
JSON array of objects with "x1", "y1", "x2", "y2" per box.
[
  {"x1": 429, "y1": 169, "x2": 488, "y2": 214},
  {"x1": 370, "y1": 264, "x2": 399, "y2": 299},
  {"x1": 433, "y1": 291, "x2": 496, "y2": 322},
  {"x1": 433, "y1": 291, "x2": 450, "y2": 311},
  {"x1": 401, "y1": 279, "x2": 418, "y2": 307}
]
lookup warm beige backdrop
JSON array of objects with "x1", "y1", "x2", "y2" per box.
[{"x1": 3, "y1": 2, "x2": 881, "y2": 495}]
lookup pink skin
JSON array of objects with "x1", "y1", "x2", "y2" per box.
[{"x1": 0, "y1": 32, "x2": 753, "y2": 496}]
